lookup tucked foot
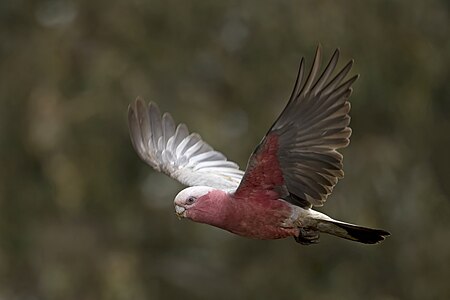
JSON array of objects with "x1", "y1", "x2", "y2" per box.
[{"x1": 295, "y1": 227, "x2": 320, "y2": 245}]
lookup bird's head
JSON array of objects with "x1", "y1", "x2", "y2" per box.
[{"x1": 174, "y1": 186, "x2": 228, "y2": 225}]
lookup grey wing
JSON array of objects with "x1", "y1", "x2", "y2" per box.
[
  {"x1": 128, "y1": 99, "x2": 244, "y2": 190},
  {"x1": 264, "y1": 45, "x2": 358, "y2": 207}
]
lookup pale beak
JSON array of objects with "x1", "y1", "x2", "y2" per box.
[{"x1": 175, "y1": 205, "x2": 186, "y2": 219}]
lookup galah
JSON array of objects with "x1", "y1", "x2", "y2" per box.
[{"x1": 128, "y1": 46, "x2": 390, "y2": 245}]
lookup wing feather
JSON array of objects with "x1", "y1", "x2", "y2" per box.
[
  {"x1": 128, "y1": 98, "x2": 244, "y2": 190},
  {"x1": 235, "y1": 45, "x2": 357, "y2": 207}
]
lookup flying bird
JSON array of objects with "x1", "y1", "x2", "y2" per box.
[{"x1": 128, "y1": 46, "x2": 390, "y2": 245}]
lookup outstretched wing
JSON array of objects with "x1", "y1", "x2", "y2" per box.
[
  {"x1": 128, "y1": 99, "x2": 244, "y2": 190},
  {"x1": 235, "y1": 45, "x2": 358, "y2": 207}
]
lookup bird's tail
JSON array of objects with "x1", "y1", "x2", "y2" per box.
[{"x1": 316, "y1": 219, "x2": 390, "y2": 244}]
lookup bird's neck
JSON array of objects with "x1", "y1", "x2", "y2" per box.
[{"x1": 187, "y1": 190, "x2": 232, "y2": 229}]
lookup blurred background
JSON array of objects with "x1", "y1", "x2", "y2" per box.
[{"x1": 1, "y1": 0, "x2": 449, "y2": 299}]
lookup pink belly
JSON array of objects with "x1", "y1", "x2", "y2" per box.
[
  {"x1": 226, "y1": 222, "x2": 299, "y2": 240},
  {"x1": 221, "y1": 197, "x2": 300, "y2": 240}
]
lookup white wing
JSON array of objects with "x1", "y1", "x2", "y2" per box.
[{"x1": 128, "y1": 98, "x2": 244, "y2": 190}]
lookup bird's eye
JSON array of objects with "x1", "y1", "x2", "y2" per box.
[{"x1": 186, "y1": 196, "x2": 196, "y2": 205}]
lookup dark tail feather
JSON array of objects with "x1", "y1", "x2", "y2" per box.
[{"x1": 317, "y1": 220, "x2": 390, "y2": 244}]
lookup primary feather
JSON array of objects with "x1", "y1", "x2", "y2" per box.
[
  {"x1": 128, "y1": 99, "x2": 244, "y2": 190},
  {"x1": 236, "y1": 45, "x2": 358, "y2": 208}
]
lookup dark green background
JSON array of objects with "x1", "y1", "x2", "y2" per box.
[{"x1": 1, "y1": 0, "x2": 449, "y2": 299}]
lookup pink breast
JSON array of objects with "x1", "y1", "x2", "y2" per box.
[{"x1": 223, "y1": 192, "x2": 299, "y2": 240}]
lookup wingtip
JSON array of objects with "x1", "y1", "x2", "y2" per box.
[
  {"x1": 133, "y1": 97, "x2": 161, "y2": 112},
  {"x1": 314, "y1": 43, "x2": 322, "y2": 61},
  {"x1": 127, "y1": 103, "x2": 135, "y2": 120},
  {"x1": 333, "y1": 47, "x2": 340, "y2": 55},
  {"x1": 347, "y1": 74, "x2": 360, "y2": 87},
  {"x1": 332, "y1": 48, "x2": 340, "y2": 59},
  {"x1": 298, "y1": 57, "x2": 305, "y2": 74},
  {"x1": 345, "y1": 58, "x2": 354, "y2": 70},
  {"x1": 349, "y1": 58, "x2": 355, "y2": 68},
  {"x1": 162, "y1": 111, "x2": 176, "y2": 131},
  {"x1": 149, "y1": 100, "x2": 159, "y2": 108},
  {"x1": 128, "y1": 97, "x2": 142, "y2": 122},
  {"x1": 315, "y1": 43, "x2": 323, "y2": 55},
  {"x1": 300, "y1": 45, "x2": 323, "y2": 95},
  {"x1": 147, "y1": 100, "x2": 161, "y2": 118},
  {"x1": 134, "y1": 96, "x2": 147, "y2": 109}
]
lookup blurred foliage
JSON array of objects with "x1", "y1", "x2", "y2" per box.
[{"x1": 1, "y1": 0, "x2": 449, "y2": 299}]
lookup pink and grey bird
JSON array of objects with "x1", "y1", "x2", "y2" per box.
[{"x1": 128, "y1": 46, "x2": 390, "y2": 245}]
